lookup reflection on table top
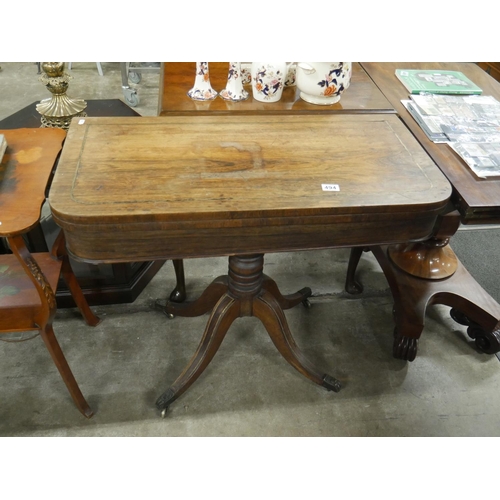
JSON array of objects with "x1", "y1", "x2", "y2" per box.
[{"x1": 158, "y1": 62, "x2": 395, "y2": 115}]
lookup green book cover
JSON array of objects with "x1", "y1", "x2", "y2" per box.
[{"x1": 395, "y1": 69, "x2": 483, "y2": 95}]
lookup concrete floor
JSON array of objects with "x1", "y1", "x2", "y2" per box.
[{"x1": 1, "y1": 62, "x2": 500, "y2": 437}]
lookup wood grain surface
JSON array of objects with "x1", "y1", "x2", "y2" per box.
[
  {"x1": 49, "y1": 114, "x2": 451, "y2": 262},
  {"x1": 0, "y1": 128, "x2": 66, "y2": 236}
]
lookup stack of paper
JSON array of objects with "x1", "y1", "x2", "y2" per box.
[{"x1": 402, "y1": 94, "x2": 500, "y2": 178}]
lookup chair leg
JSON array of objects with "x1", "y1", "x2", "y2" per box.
[
  {"x1": 39, "y1": 323, "x2": 93, "y2": 418},
  {"x1": 60, "y1": 257, "x2": 101, "y2": 326}
]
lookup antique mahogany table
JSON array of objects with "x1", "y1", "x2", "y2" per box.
[
  {"x1": 158, "y1": 62, "x2": 395, "y2": 116},
  {"x1": 48, "y1": 114, "x2": 451, "y2": 413},
  {"x1": 341, "y1": 63, "x2": 500, "y2": 359}
]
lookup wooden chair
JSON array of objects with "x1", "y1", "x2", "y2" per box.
[{"x1": 0, "y1": 127, "x2": 100, "y2": 418}]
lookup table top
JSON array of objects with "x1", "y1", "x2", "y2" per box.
[
  {"x1": 361, "y1": 62, "x2": 500, "y2": 224},
  {"x1": 0, "y1": 128, "x2": 66, "y2": 236},
  {"x1": 49, "y1": 114, "x2": 451, "y2": 263},
  {"x1": 158, "y1": 62, "x2": 395, "y2": 115}
]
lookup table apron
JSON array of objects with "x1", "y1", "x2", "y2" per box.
[{"x1": 57, "y1": 210, "x2": 443, "y2": 264}]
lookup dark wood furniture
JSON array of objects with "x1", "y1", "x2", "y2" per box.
[
  {"x1": 0, "y1": 100, "x2": 181, "y2": 308},
  {"x1": 158, "y1": 62, "x2": 395, "y2": 116},
  {"x1": 48, "y1": 114, "x2": 451, "y2": 413},
  {"x1": 477, "y1": 62, "x2": 500, "y2": 83},
  {"x1": 0, "y1": 128, "x2": 100, "y2": 418},
  {"x1": 343, "y1": 62, "x2": 500, "y2": 360}
]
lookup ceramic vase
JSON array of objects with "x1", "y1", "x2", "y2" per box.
[
  {"x1": 285, "y1": 63, "x2": 297, "y2": 86},
  {"x1": 296, "y1": 62, "x2": 352, "y2": 105},
  {"x1": 251, "y1": 62, "x2": 289, "y2": 103},
  {"x1": 187, "y1": 62, "x2": 218, "y2": 101},
  {"x1": 219, "y1": 62, "x2": 249, "y2": 102},
  {"x1": 240, "y1": 62, "x2": 252, "y2": 85}
]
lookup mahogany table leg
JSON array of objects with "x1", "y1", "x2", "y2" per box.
[
  {"x1": 254, "y1": 290, "x2": 341, "y2": 391},
  {"x1": 345, "y1": 210, "x2": 500, "y2": 360},
  {"x1": 262, "y1": 274, "x2": 312, "y2": 309},
  {"x1": 345, "y1": 247, "x2": 365, "y2": 295},
  {"x1": 169, "y1": 259, "x2": 187, "y2": 303},
  {"x1": 347, "y1": 244, "x2": 500, "y2": 361},
  {"x1": 165, "y1": 276, "x2": 228, "y2": 317},
  {"x1": 155, "y1": 294, "x2": 240, "y2": 412},
  {"x1": 156, "y1": 254, "x2": 338, "y2": 414},
  {"x1": 40, "y1": 323, "x2": 94, "y2": 418}
]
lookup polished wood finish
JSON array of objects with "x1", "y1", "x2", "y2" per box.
[
  {"x1": 0, "y1": 128, "x2": 100, "y2": 418},
  {"x1": 49, "y1": 114, "x2": 451, "y2": 411},
  {"x1": 345, "y1": 63, "x2": 500, "y2": 360},
  {"x1": 387, "y1": 209, "x2": 461, "y2": 280},
  {"x1": 477, "y1": 62, "x2": 500, "y2": 83},
  {"x1": 361, "y1": 62, "x2": 500, "y2": 224},
  {"x1": 49, "y1": 115, "x2": 450, "y2": 262},
  {"x1": 158, "y1": 62, "x2": 395, "y2": 116}
]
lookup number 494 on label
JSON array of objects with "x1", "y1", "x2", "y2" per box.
[{"x1": 321, "y1": 184, "x2": 340, "y2": 192}]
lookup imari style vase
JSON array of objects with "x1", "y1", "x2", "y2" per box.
[
  {"x1": 250, "y1": 62, "x2": 289, "y2": 103},
  {"x1": 219, "y1": 62, "x2": 249, "y2": 102},
  {"x1": 187, "y1": 62, "x2": 218, "y2": 101}
]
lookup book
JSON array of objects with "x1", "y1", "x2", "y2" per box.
[
  {"x1": 395, "y1": 69, "x2": 483, "y2": 95},
  {"x1": 0, "y1": 134, "x2": 7, "y2": 164}
]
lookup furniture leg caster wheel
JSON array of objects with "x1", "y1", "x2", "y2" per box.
[
  {"x1": 467, "y1": 324, "x2": 478, "y2": 339},
  {"x1": 129, "y1": 71, "x2": 142, "y2": 84},
  {"x1": 122, "y1": 88, "x2": 140, "y2": 107},
  {"x1": 322, "y1": 374, "x2": 342, "y2": 392},
  {"x1": 450, "y1": 308, "x2": 471, "y2": 326},
  {"x1": 154, "y1": 299, "x2": 175, "y2": 319},
  {"x1": 467, "y1": 325, "x2": 500, "y2": 354},
  {"x1": 302, "y1": 298, "x2": 312, "y2": 308}
]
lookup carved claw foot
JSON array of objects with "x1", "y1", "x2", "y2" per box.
[{"x1": 393, "y1": 328, "x2": 418, "y2": 361}]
